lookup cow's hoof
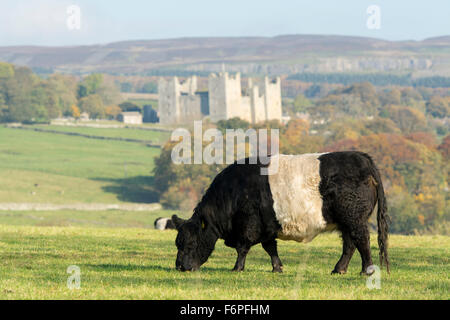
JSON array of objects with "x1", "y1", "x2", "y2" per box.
[
  {"x1": 232, "y1": 267, "x2": 244, "y2": 272},
  {"x1": 272, "y1": 266, "x2": 283, "y2": 273},
  {"x1": 331, "y1": 269, "x2": 346, "y2": 275}
]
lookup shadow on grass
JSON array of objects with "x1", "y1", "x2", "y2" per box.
[{"x1": 90, "y1": 175, "x2": 159, "y2": 203}]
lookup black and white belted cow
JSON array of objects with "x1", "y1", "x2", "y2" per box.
[{"x1": 172, "y1": 151, "x2": 390, "y2": 275}]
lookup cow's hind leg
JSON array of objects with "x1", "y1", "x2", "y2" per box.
[
  {"x1": 347, "y1": 223, "x2": 373, "y2": 275},
  {"x1": 262, "y1": 239, "x2": 283, "y2": 273},
  {"x1": 232, "y1": 245, "x2": 251, "y2": 272},
  {"x1": 331, "y1": 231, "x2": 355, "y2": 275}
]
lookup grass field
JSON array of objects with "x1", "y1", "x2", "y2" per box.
[
  {"x1": 0, "y1": 216, "x2": 448, "y2": 299},
  {"x1": 0, "y1": 126, "x2": 162, "y2": 204},
  {"x1": 1, "y1": 125, "x2": 448, "y2": 300},
  {"x1": 0, "y1": 209, "x2": 176, "y2": 228}
]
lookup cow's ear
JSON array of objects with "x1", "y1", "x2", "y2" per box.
[{"x1": 171, "y1": 215, "x2": 186, "y2": 230}]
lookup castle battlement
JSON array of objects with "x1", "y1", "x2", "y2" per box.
[{"x1": 158, "y1": 72, "x2": 281, "y2": 125}]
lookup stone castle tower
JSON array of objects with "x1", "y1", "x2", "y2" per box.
[{"x1": 158, "y1": 72, "x2": 282, "y2": 125}]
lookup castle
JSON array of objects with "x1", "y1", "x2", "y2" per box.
[{"x1": 158, "y1": 72, "x2": 282, "y2": 125}]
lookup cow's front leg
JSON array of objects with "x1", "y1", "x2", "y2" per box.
[
  {"x1": 331, "y1": 231, "x2": 356, "y2": 275},
  {"x1": 232, "y1": 246, "x2": 250, "y2": 272},
  {"x1": 262, "y1": 239, "x2": 283, "y2": 273}
]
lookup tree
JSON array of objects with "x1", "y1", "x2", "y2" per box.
[
  {"x1": 316, "y1": 84, "x2": 379, "y2": 117},
  {"x1": 380, "y1": 88, "x2": 401, "y2": 106},
  {"x1": 0, "y1": 62, "x2": 14, "y2": 79},
  {"x1": 386, "y1": 105, "x2": 428, "y2": 133},
  {"x1": 71, "y1": 105, "x2": 81, "y2": 119},
  {"x1": 79, "y1": 94, "x2": 105, "y2": 119},
  {"x1": 139, "y1": 82, "x2": 158, "y2": 93},
  {"x1": 46, "y1": 74, "x2": 77, "y2": 116},
  {"x1": 388, "y1": 185, "x2": 423, "y2": 234},
  {"x1": 1, "y1": 66, "x2": 50, "y2": 123},
  {"x1": 105, "y1": 105, "x2": 122, "y2": 120},
  {"x1": 405, "y1": 132, "x2": 437, "y2": 150},
  {"x1": 426, "y1": 96, "x2": 450, "y2": 118},
  {"x1": 343, "y1": 82, "x2": 379, "y2": 107},
  {"x1": 97, "y1": 76, "x2": 123, "y2": 106},
  {"x1": 363, "y1": 117, "x2": 400, "y2": 135},
  {"x1": 279, "y1": 119, "x2": 324, "y2": 154},
  {"x1": 78, "y1": 73, "x2": 103, "y2": 98},
  {"x1": 216, "y1": 117, "x2": 250, "y2": 133},
  {"x1": 438, "y1": 135, "x2": 450, "y2": 159},
  {"x1": 120, "y1": 82, "x2": 133, "y2": 93},
  {"x1": 400, "y1": 87, "x2": 423, "y2": 106},
  {"x1": 292, "y1": 93, "x2": 312, "y2": 113},
  {"x1": 153, "y1": 140, "x2": 225, "y2": 211},
  {"x1": 119, "y1": 101, "x2": 140, "y2": 112}
]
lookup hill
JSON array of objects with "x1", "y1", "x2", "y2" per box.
[{"x1": 1, "y1": 34, "x2": 449, "y2": 76}]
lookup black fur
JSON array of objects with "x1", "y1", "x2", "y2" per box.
[
  {"x1": 318, "y1": 151, "x2": 390, "y2": 274},
  {"x1": 173, "y1": 151, "x2": 389, "y2": 275},
  {"x1": 173, "y1": 158, "x2": 281, "y2": 272},
  {"x1": 165, "y1": 219, "x2": 176, "y2": 229}
]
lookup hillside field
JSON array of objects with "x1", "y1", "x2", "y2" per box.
[{"x1": 0, "y1": 126, "x2": 165, "y2": 204}]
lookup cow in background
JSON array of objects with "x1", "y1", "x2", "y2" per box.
[{"x1": 154, "y1": 217, "x2": 176, "y2": 230}]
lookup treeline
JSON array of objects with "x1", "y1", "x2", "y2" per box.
[
  {"x1": 0, "y1": 62, "x2": 127, "y2": 123},
  {"x1": 287, "y1": 72, "x2": 450, "y2": 88},
  {"x1": 120, "y1": 81, "x2": 157, "y2": 94},
  {"x1": 285, "y1": 82, "x2": 449, "y2": 135}
]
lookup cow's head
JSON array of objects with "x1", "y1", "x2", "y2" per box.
[{"x1": 172, "y1": 214, "x2": 215, "y2": 271}]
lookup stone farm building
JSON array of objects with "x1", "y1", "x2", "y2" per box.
[
  {"x1": 118, "y1": 111, "x2": 143, "y2": 125},
  {"x1": 158, "y1": 72, "x2": 282, "y2": 125}
]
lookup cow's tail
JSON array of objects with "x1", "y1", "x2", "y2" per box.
[{"x1": 369, "y1": 157, "x2": 390, "y2": 274}]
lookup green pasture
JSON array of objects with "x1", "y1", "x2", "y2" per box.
[
  {"x1": 0, "y1": 221, "x2": 448, "y2": 299},
  {"x1": 0, "y1": 126, "x2": 162, "y2": 204}
]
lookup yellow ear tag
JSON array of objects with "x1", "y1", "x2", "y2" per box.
[{"x1": 201, "y1": 221, "x2": 205, "y2": 229}]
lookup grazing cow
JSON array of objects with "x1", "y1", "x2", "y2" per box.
[
  {"x1": 172, "y1": 151, "x2": 390, "y2": 275},
  {"x1": 154, "y1": 217, "x2": 176, "y2": 230}
]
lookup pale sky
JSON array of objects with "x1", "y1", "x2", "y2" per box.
[{"x1": 0, "y1": 0, "x2": 449, "y2": 46}]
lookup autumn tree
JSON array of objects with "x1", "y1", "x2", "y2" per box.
[
  {"x1": 426, "y1": 96, "x2": 450, "y2": 118},
  {"x1": 438, "y1": 135, "x2": 450, "y2": 159},
  {"x1": 153, "y1": 139, "x2": 226, "y2": 211},
  {"x1": 380, "y1": 88, "x2": 401, "y2": 106},
  {"x1": 71, "y1": 104, "x2": 81, "y2": 119},
  {"x1": 105, "y1": 105, "x2": 122, "y2": 120},
  {"x1": 79, "y1": 94, "x2": 105, "y2": 119},
  {"x1": 385, "y1": 105, "x2": 428, "y2": 133}
]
